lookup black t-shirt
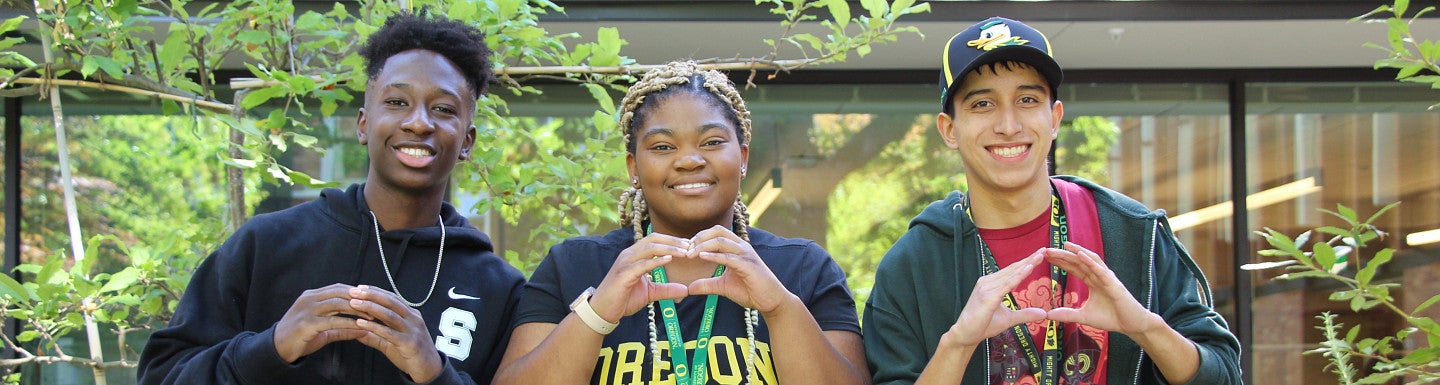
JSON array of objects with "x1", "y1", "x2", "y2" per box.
[{"x1": 515, "y1": 226, "x2": 860, "y2": 385}]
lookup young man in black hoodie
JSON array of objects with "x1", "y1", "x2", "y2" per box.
[{"x1": 138, "y1": 13, "x2": 524, "y2": 385}]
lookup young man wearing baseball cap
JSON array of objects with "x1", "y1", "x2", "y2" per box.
[{"x1": 862, "y1": 16, "x2": 1241, "y2": 385}]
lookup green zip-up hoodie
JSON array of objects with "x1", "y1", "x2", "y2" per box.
[{"x1": 863, "y1": 176, "x2": 1241, "y2": 385}]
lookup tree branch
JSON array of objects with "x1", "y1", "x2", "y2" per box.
[{"x1": 7, "y1": 77, "x2": 233, "y2": 113}]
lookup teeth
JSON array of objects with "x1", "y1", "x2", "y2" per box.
[
  {"x1": 400, "y1": 147, "x2": 433, "y2": 157},
  {"x1": 991, "y1": 145, "x2": 1026, "y2": 158},
  {"x1": 672, "y1": 183, "x2": 711, "y2": 190}
]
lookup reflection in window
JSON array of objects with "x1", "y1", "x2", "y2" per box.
[{"x1": 1246, "y1": 82, "x2": 1440, "y2": 384}]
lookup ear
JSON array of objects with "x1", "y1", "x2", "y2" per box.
[
  {"x1": 1049, "y1": 100, "x2": 1065, "y2": 139},
  {"x1": 459, "y1": 125, "x2": 477, "y2": 160},
  {"x1": 626, "y1": 152, "x2": 639, "y2": 187},
  {"x1": 357, "y1": 107, "x2": 369, "y2": 145},
  {"x1": 936, "y1": 112, "x2": 961, "y2": 150},
  {"x1": 739, "y1": 144, "x2": 749, "y2": 178}
]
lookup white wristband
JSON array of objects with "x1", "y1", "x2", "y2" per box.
[{"x1": 570, "y1": 287, "x2": 618, "y2": 335}]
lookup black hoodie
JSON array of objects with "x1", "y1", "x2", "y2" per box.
[{"x1": 139, "y1": 184, "x2": 525, "y2": 385}]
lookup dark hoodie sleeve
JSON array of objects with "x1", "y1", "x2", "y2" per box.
[
  {"x1": 864, "y1": 228, "x2": 942, "y2": 385},
  {"x1": 137, "y1": 227, "x2": 309, "y2": 385},
  {"x1": 1147, "y1": 219, "x2": 1242, "y2": 385}
]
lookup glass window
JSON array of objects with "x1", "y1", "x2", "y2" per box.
[{"x1": 1246, "y1": 82, "x2": 1440, "y2": 384}]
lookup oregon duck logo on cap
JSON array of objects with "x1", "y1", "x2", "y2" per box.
[{"x1": 966, "y1": 21, "x2": 1029, "y2": 51}]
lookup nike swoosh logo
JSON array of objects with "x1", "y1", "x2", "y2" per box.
[{"x1": 448, "y1": 287, "x2": 481, "y2": 301}]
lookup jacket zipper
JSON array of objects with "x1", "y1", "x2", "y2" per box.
[{"x1": 1129, "y1": 219, "x2": 1161, "y2": 385}]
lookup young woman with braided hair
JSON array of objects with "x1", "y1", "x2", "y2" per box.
[{"x1": 495, "y1": 61, "x2": 868, "y2": 385}]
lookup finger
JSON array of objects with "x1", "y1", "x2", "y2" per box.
[
  {"x1": 998, "y1": 307, "x2": 1048, "y2": 329},
  {"x1": 296, "y1": 296, "x2": 365, "y2": 318},
  {"x1": 627, "y1": 255, "x2": 675, "y2": 278},
  {"x1": 349, "y1": 285, "x2": 416, "y2": 317},
  {"x1": 690, "y1": 225, "x2": 740, "y2": 246},
  {"x1": 350, "y1": 298, "x2": 415, "y2": 332},
  {"x1": 1046, "y1": 307, "x2": 1085, "y2": 324},
  {"x1": 689, "y1": 251, "x2": 748, "y2": 270},
  {"x1": 987, "y1": 250, "x2": 1044, "y2": 291},
  {"x1": 685, "y1": 277, "x2": 728, "y2": 297},
  {"x1": 623, "y1": 242, "x2": 690, "y2": 263},
  {"x1": 638, "y1": 232, "x2": 693, "y2": 251},
  {"x1": 313, "y1": 328, "x2": 369, "y2": 345},
  {"x1": 295, "y1": 285, "x2": 356, "y2": 307},
  {"x1": 690, "y1": 237, "x2": 750, "y2": 258},
  {"x1": 1064, "y1": 241, "x2": 1104, "y2": 263},
  {"x1": 650, "y1": 282, "x2": 689, "y2": 301}
]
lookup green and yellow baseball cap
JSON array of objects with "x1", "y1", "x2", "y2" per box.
[{"x1": 940, "y1": 16, "x2": 1062, "y2": 112}]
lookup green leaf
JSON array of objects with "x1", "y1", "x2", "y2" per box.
[
  {"x1": 220, "y1": 157, "x2": 258, "y2": 169},
  {"x1": 0, "y1": 273, "x2": 30, "y2": 302},
  {"x1": 1414, "y1": 293, "x2": 1440, "y2": 313},
  {"x1": 1357, "y1": 248, "x2": 1393, "y2": 286},
  {"x1": 268, "y1": 163, "x2": 292, "y2": 184},
  {"x1": 81, "y1": 55, "x2": 99, "y2": 78},
  {"x1": 590, "y1": 27, "x2": 624, "y2": 67},
  {"x1": 1367, "y1": 202, "x2": 1401, "y2": 224},
  {"x1": 237, "y1": 30, "x2": 270, "y2": 45},
  {"x1": 1397, "y1": 63, "x2": 1425, "y2": 79},
  {"x1": 1337, "y1": 204, "x2": 1358, "y2": 223},
  {"x1": 1396, "y1": 0, "x2": 1410, "y2": 16},
  {"x1": 100, "y1": 267, "x2": 141, "y2": 293},
  {"x1": 582, "y1": 83, "x2": 616, "y2": 115},
  {"x1": 826, "y1": 0, "x2": 850, "y2": 28},
  {"x1": 1279, "y1": 270, "x2": 1331, "y2": 280},
  {"x1": 859, "y1": 0, "x2": 885, "y2": 18},
  {"x1": 0, "y1": 16, "x2": 26, "y2": 35},
  {"x1": 1312, "y1": 242, "x2": 1337, "y2": 271},
  {"x1": 793, "y1": 33, "x2": 825, "y2": 51},
  {"x1": 36, "y1": 256, "x2": 63, "y2": 285},
  {"x1": 1315, "y1": 226, "x2": 1350, "y2": 237},
  {"x1": 295, "y1": 11, "x2": 324, "y2": 30},
  {"x1": 292, "y1": 133, "x2": 319, "y2": 148},
  {"x1": 242, "y1": 86, "x2": 286, "y2": 109},
  {"x1": 269, "y1": 133, "x2": 288, "y2": 153},
  {"x1": 16, "y1": 330, "x2": 37, "y2": 343},
  {"x1": 857, "y1": 44, "x2": 872, "y2": 57}
]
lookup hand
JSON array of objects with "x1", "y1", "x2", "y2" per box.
[
  {"x1": 273, "y1": 283, "x2": 369, "y2": 363},
  {"x1": 1042, "y1": 242, "x2": 1164, "y2": 336},
  {"x1": 945, "y1": 250, "x2": 1048, "y2": 349},
  {"x1": 348, "y1": 285, "x2": 444, "y2": 383},
  {"x1": 589, "y1": 233, "x2": 691, "y2": 322},
  {"x1": 684, "y1": 225, "x2": 792, "y2": 314}
]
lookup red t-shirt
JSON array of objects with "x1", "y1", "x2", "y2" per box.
[{"x1": 976, "y1": 178, "x2": 1109, "y2": 385}]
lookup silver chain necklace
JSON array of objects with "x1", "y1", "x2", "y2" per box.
[{"x1": 368, "y1": 211, "x2": 445, "y2": 307}]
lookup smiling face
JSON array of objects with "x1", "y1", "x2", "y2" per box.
[
  {"x1": 627, "y1": 91, "x2": 749, "y2": 237},
  {"x1": 357, "y1": 49, "x2": 477, "y2": 198},
  {"x1": 937, "y1": 62, "x2": 1063, "y2": 196}
]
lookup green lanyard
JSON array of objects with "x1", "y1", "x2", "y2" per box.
[
  {"x1": 646, "y1": 224, "x2": 725, "y2": 385},
  {"x1": 965, "y1": 183, "x2": 1070, "y2": 385}
]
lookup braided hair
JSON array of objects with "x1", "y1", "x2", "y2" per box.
[{"x1": 615, "y1": 61, "x2": 760, "y2": 384}]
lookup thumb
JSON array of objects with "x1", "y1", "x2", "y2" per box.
[
  {"x1": 684, "y1": 277, "x2": 725, "y2": 297},
  {"x1": 1004, "y1": 307, "x2": 1048, "y2": 326},
  {"x1": 650, "y1": 282, "x2": 689, "y2": 302},
  {"x1": 1046, "y1": 307, "x2": 1083, "y2": 323}
]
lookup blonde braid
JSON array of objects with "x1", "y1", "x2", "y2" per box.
[{"x1": 617, "y1": 60, "x2": 759, "y2": 384}]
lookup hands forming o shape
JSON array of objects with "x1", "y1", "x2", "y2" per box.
[
  {"x1": 588, "y1": 225, "x2": 791, "y2": 323},
  {"x1": 953, "y1": 242, "x2": 1159, "y2": 347},
  {"x1": 684, "y1": 225, "x2": 790, "y2": 314}
]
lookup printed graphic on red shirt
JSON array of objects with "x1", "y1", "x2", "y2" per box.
[{"x1": 981, "y1": 179, "x2": 1109, "y2": 385}]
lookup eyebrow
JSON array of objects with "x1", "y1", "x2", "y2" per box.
[
  {"x1": 383, "y1": 82, "x2": 462, "y2": 100},
  {"x1": 639, "y1": 123, "x2": 732, "y2": 141},
  {"x1": 961, "y1": 83, "x2": 1049, "y2": 102}
]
